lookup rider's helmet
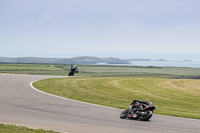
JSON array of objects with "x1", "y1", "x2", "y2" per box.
[
  {"x1": 145, "y1": 99, "x2": 150, "y2": 102},
  {"x1": 144, "y1": 99, "x2": 152, "y2": 105}
]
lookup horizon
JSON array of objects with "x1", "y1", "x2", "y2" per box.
[
  {"x1": 1, "y1": 55, "x2": 200, "y2": 61},
  {"x1": 1, "y1": 55, "x2": 200, "y2": 68}
]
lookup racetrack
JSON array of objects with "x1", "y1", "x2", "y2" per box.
[{"x1": 0, "y1": 74, "x2": 199, "y2": 133}]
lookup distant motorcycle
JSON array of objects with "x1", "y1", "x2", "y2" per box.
[
  {"x1": 68, "y1": 65, "x2": 79, "y2": 76},
  {"x1": 120, "y1": 100, "x2": 155, "y2": 121}
]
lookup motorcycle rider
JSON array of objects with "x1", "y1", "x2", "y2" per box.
[
  {"x1": 71, "y1": 65, "x2": 75, "y2": 72},
  {"x1": 68, "y1": 65, "x2": 79, "y2": 76},
  {"x1": 128, "y1": 99, "x2": 151, "y2": 117},
  {"x1": 71, "y1": 65, "x2": 78, "y2": 72}
]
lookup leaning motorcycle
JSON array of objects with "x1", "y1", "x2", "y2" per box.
[
  {"x1": 68, "y1": 65, "x2": 79, "y2": 76},
  {"x1": 120, "y1": 101, "x2": 155, "y2": 121}
]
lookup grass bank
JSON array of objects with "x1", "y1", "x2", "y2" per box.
[
  {"x1": 0, "y1": 124, "x2": 60, "y2": 133},
  {"x1": 33, "y1": 77, "x2": 200, "y2": 119}
]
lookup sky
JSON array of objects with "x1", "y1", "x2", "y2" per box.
[{"x1": 0, "y1": 0, "x2": 200, "y2": 59}]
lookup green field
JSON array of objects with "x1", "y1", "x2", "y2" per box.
[
  {"x1": 1, "y1": 63, "x2": 200, "y2": 78},
  {"x1": 33, "y1": 77, "x2": 200, "y2": 119},
  {"x1": 0, "y1": 124, "x2": 60, "y2": 133},
  {"x1": 0, "y1": 64, "x2": 66, "y2": 75}
]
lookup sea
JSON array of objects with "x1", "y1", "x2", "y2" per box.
[
  {"x1": 129, "y1": 60, "x2": 200, "y2": 68},
  {"x1": 97, "y1": 60, "x2": 200, "y2": 68}
]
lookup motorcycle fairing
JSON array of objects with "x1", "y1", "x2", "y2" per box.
[{"x1": 143, "y1": 105, "x2": 155, "y2": 110}]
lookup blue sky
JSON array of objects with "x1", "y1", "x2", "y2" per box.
[{"x1": 0, "y1": 0, "x2": 200, "y2": 59}]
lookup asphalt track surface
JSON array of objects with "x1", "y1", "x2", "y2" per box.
[{"x1": 0, "y1": 73, "x2": 199, "y2": 133}]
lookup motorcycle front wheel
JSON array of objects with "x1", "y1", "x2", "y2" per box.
[
  {"x1": 139, "y1": 110, "x2": 153, "y2": 121},
  {"x1": 120, "y1": 109, "x2": 129, "y2": 119}
]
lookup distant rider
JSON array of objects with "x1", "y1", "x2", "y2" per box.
[{"x1": 71, "y1": 65, "x2": 78, "y2": 72}]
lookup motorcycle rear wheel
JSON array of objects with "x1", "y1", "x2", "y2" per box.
[
  {"x1": 139, "y1": 110, "x2": 153, "y2": 121},
  {"x1": 68, "y1": 72, "x2": 74, "y2": 76},
  {"x1": 120, "y1": 109, "x2": 129, "y2": 119}
]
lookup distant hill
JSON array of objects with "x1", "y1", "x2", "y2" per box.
[
  {"x1": 126, "y1": 59, "x2": 151, "y2": 61},
  {"x1": 0, "y1": 56, "x2": 130, "y2": 64}
]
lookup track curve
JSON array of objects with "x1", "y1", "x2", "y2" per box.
[{"x1": 0, "y1": 73, "x2": 199, "y2": 133}]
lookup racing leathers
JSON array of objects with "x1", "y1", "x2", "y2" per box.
[{"x1": 128, "y1": 100, "x2": 150, "y2": 115}]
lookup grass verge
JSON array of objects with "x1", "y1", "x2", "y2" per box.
[
  {"x1": 33, "y1": 77, "x2": 200, "y2": 119},
  {"x1": 0, "y1": 124, "x2": 60, "y2": 133}
]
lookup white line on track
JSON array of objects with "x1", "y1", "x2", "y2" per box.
[{"x1": 30, "y1": 80, "x2": 120, "y2": 110}]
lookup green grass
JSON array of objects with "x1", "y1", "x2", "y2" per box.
[
  {"x1": 78, "y1": 65, "x2": 200, "y2": 78},
  {"x1": 0, "y1": 64, "x2": 69, "y2": 76},
  {"x1": 0, "y1": 124, "x2": 60, "y2": 133},
  {"x1": 1, "y1": 63, "x2": 200, "y2": 78},
  {"x1": 33, "y1": 77, "x2": 200, "y2": 119}
]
